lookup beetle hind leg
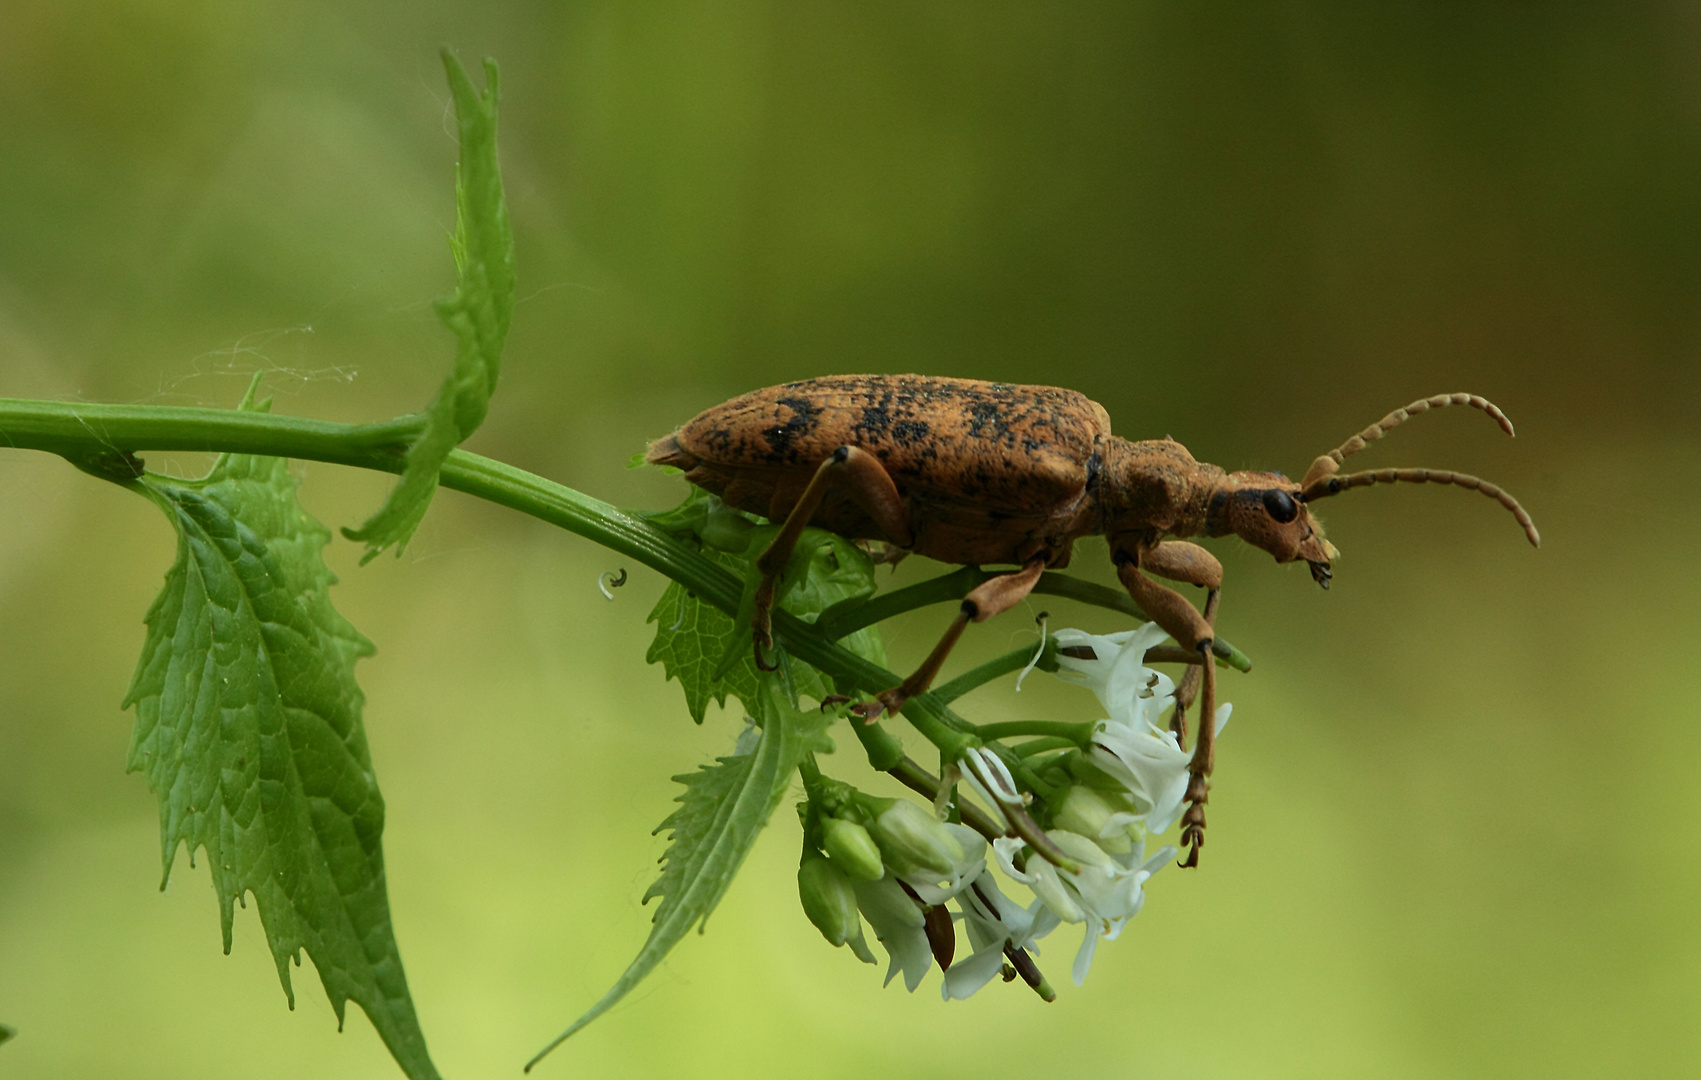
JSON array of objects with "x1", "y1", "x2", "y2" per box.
[
  {"x1": 750, "y1": 445, "x2": 912, "y2": 658},
  {"x1": 853, "y1": 556, "x2": 1048, "y2": 721}
]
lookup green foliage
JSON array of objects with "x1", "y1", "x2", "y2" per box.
[
  {"x1": 345, "y1": 50, "x2": 514, "y2": 561},
  {"x1": 123, "y1": 393, "x2": 440, "y2": 1080},
  {"x1": 0, "y1": 1023, "x2": 12, "y2": 1046},
  {"x1": 646, "y1": 547, "x2": 763, "y2": 723},
  {"x1": 527, "y1": 675, "x2": 832, "y2": 1068},
  {"x1": 646, "y1": 490, "x2": 889, "y2": 722}
]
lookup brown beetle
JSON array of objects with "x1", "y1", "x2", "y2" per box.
[{"x1": 647, "y1": 374, "x2": 1539, "y2": 865}]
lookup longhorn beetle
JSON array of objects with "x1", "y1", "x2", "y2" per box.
[{"x1": 647, "y1": 375, "x2": 1539, "y2": 866}]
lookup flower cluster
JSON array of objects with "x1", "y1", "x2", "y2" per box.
[{"x1": 796, "y1": 622, "x2": 1232, "y2": 999}]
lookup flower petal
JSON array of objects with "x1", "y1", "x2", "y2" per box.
[
  {"x1": 853, "y1": 877, "x2": 931, "y2": 991},
  {"x1": 941, "y1": 944, "x2": 1010, "y2": 1000}
]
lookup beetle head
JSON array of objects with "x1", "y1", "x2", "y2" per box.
[{"x1": 1209, "y1": 471, "x2": 1339, "y2": 588}]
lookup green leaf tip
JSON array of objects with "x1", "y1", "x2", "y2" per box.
[
  {"x1": 124, "y1": 442, "x2": 441, "y2": 1080},
  {"x1": 346, "y1": 50, "x2": 514, "y2": 563},
  {"x1": 526, "y1": 677, "x2": 829, "y2": 1070}
]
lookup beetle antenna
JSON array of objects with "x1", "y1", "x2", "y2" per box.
[
  {"x1": 1300, "y1": 466, "x2": 1540, "y2": 547},
  {"x1": 1300, "y1": 394, "x2": 1515, "y2": 493},
  {"x1": 1329, "y1": 393, "x2": 1515, "y2": 464}
]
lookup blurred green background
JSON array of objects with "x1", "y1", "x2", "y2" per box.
[{"x1": 1, "y1": 3, "x2": 1698, "y2": 1077}]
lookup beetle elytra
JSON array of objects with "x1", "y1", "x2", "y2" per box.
[{"x1": 647, "y1": 375, "x2": 1538, "y2": 866}]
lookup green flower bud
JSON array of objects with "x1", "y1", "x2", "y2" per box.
[
  {"x1": 798, "y1": 855, "x2": 862, "y2": 949},
  {"x1": 868, "y1": 798, "x2": 965, "y2": 878},
  {"x1": 1052, "y1": 785, "x2": 1131, "y2": 855},
  {"x1": 1064, "y1": 749, "x2": 1127, "y2": 794},
  {"x1": 822, "y1": 817, "x2": 884, "y2": 881}
]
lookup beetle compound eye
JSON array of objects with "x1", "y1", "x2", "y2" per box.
[{"x1": 1263, "y1": 489, "x2": 1299, "y2": 523}]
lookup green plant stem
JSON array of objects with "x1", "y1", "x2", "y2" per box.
[
  {"x1": 931, "y1": 642, "x2": 1052, "y2": 704},
  {"x1": 975, "y1": 721, "x2": 1093, "y2": 745},
  {"x1": 817, "y1": 566, "x2": 984, "y2": 638},
  {"x1": 842, "y1": 712, "x2": 906, "y2": 772},
  {"x1": 0, "y1": 399, "x2": 985, "y2": 752},
  {"x1": 0, "y1": 397, "x2": 1246, "y2": 778},
  {"x1": 1012, "y1": 737, "x2": 1079, "y2": 758},
  {"x1": 817, "y1": 564, "x2": 1251, "y2": 673}
]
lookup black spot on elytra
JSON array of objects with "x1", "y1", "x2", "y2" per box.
[
  {"x1": 702, "y1": 426, "x2": 734, "y2": 453},
  {"x1": 891, "y1": 419, "x2": 930, "y2": 446},
  {"x1": 761, "y1": 397, "x2": 823, "y2": 462},
  {"x1": 966, "y1": 400, "x2": 1009, "y2": 441},
  {"x1": 857, "y1": 405, "x2": 892, "y2": 438}
]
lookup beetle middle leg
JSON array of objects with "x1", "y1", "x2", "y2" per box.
[
  {"x1": 1139, "y1": 541, "x2": 1224, "y2": 742},
  {"x1": 853, "y1": 555, "x2": 1049, "y2": 721},
  {"x1": 750, "y1": 446, "x2": 913, "y2": 665},
  {"x1": 1113, "y1": 543, "x2": 1220, "y2": 868}
]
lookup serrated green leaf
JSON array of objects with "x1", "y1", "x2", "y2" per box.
[
  {"x1": 346, "y1": 50, "x2": 514, "y2": 562},
  {"x1": 645, "y1": 548, "x2": 759, "y2": 724},
  {"x1": 644, "y1": 488, "x2": 889, "y2": 720},
  {"x1": 528, "y1": 676, "x2": 829, "y2": 1067},
  {"x1": 124, "y1": 406, "x2": 439, "y2": 1080}
]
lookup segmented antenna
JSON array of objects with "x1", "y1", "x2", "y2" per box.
[
  {"x1": 1323, "y1": 393, "x2": 1514, "y2": 468},
  {"x1": 1306, "y1": 467, "x2": 1540, "y2": 547},
  {"x1": 1299, "y1": 393, "x2": 1540, "y2": 548}
]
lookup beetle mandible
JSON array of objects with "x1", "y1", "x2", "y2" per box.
[{"x1": 647, "y1": 374, "x2": 1539, "y2": 866}]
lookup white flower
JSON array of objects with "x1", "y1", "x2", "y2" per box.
[
  {"x1": 941, "y1": 872, "x2": 1061, "y2": 1000},
  {"x1": 854, "y1": 823, "x2": 987, "y2": 991},
  {"x1": 851, "y1": 877, "x2": 933, "y2": 991},
  {"x1": 995, "y1": 830, "x2": 1176, "y2": 985},
  {"x1": 1049, "y1": 623, "x2": 1233, "y2": 836},
  {"x1": 1051, "y1": 624, "x2": 1175, "y2": 728}
]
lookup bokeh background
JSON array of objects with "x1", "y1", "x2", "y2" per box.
[{"x1": 2, "y1": 3, "x2": 1698, "y2": 1078}]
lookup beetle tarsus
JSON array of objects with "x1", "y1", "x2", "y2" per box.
[
  {"x1": 1178, "y1": 773, "x2": 1208, "y2": 869},
  {"x1": 848, "y1": 702, "x2": 884, "y2": 723}
]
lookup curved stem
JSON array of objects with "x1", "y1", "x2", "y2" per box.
[
  {"x1": 931, "y1": 642, "x2": 1051, "y2": 704},
  {"x1": 817, "y1": 566, "x2": 984, "y2": 638},
  {"x1": 1012, "y1": 737, "x2": 1078, "y2": 758},
  {"x1": 0, "y1": 397, "x2": 1249, "y2": 766},
  {"x1": 975, "y1": 721, "x2": 1093, "y2": 745},
  {"x1": 816, "y1": 559, "x2": 1251, "y2": 673}
]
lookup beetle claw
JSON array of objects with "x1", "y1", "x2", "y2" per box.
[
  {"x1": 752, "y1": 633, "x2": 778, "y2": 671},
  {"x1": 849, "y1": 699, "x2": 888, "y2": 724},
  {"x1": 1177, "y1": 774, "x2": 1208, "y2": 869}
]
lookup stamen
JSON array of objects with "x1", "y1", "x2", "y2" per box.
[
  {"x1": 962, "y1": 747, "x2": 1026, "y2": 807},
  {"x1": 1014, "y1": 611, "x2": 1050, "y2": 691}
]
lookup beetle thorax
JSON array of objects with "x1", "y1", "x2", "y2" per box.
[{"x1": 1097, "y1": 436, "x2": 1225, "y2": 542}]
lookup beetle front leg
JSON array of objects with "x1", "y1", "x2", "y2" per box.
[
  {"x1": 750, "y1": 446, "x2": 913, "y2": 665},
  {"x1": 1140, "y1": 541, "x2": 1224, "y2": 742},
  {"x1": 1114, "y1": 549, "x2": 1218, "y2": 868},
  {"x1": 853, "y1": 556, "x2": 1048, "y2": 721}
]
